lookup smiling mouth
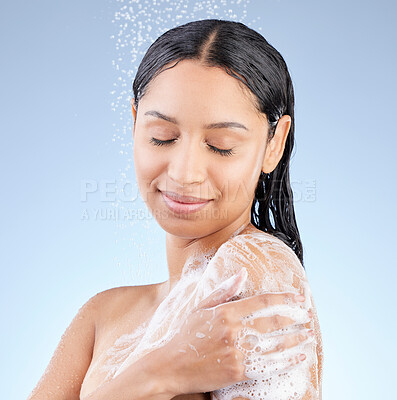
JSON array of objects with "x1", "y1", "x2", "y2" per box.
[
  {"x1": 159, "y1": 190, "x2": 213, "y2": 204},
  {"x1": 159, "y1": 190, "x2": 213, "y2": 214}
]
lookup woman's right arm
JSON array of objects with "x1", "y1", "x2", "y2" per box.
[
  {"x1": 27, "y1": 293, "x2": 100, "y2": 399},
  {"x1": 27, "y1": 288, "x2": 178, "y2": 400}
]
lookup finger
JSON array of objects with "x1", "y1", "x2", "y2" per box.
[
  {"x1": 236, "y1": 327, "x2": 314, "y2": 354},
  {"x1": 220, "y1": 268, "x2": 248, "y2": 301},
  {"x1": 242, "y1": 350, "x2": 307, "y2": 380},
  {"x1": 192, "y1": 268, "x2": 248, "y2": 312},
  {"x1": 217, "y1": 291, "x2": 305, "y2": 318},
  {"x1": 264, "y1": 328, "x2": 315, "y2": 354},
  {"x1": 241, "y1": 314, "x2": 295, "y2": 333},
  {"x1": 240, "y1": 307, "x2": 312, "y2": 333}
]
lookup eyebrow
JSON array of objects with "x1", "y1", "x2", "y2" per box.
[{"x1": 144, "y1": 110, "x2": 249, "y2": 132}]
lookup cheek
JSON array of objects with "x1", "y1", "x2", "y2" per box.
[
  {"x1": 133, "y1": 137, "x2": 162, "y2": 190},
  {"x1": 214, "y1": 156, "x2": 260, "y2": 204}
]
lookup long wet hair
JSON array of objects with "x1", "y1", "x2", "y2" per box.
[{"x1": 132, "y1": 19, "x2": 304, "y2": 268}]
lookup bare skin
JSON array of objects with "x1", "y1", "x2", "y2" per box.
[
  {"x1": 29, "y1": 59, "x2": 321, "y2": 399},
  {"x1": 28, "y1": 223, "x2": 319, "y2": 400},
  {"x1": 78, "y1": 249, "x2": 313, "y2": 399}
]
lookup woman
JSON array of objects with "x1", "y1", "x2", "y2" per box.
[{"x1": 29, "y1": 19, "x2": 323, "y2": 400}]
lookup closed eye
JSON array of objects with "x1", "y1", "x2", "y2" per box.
[{"x1": 149, "y1": 137, "x2": 235, "y2": 157}]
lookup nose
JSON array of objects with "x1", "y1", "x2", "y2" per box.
[{"x1": 167, "y1": 138, "x2": 206, "y2": 186}]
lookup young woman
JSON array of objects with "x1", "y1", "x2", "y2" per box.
[{"x1": 29, "y1": 19, "x2": 323, "y2": 400}]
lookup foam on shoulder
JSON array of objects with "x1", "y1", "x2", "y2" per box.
[{"x1": 111, "y1": 227, "x2": 322, "y2": 399}]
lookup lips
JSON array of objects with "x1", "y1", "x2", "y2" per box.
[
  {"x1": 159, "y1": 190, "x2": 213, "y2": 214},
  {"x1": 160, "y1": 190, "x2": 212, "y2": 204}
]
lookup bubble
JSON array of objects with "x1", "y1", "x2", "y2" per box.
[{"x1": 241, "y1": 334, "x2": 259, "y2": 350}]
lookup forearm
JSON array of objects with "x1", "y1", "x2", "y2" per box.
[{"x1": 81, "y1": 350, "x2": 174, "y2": 400}]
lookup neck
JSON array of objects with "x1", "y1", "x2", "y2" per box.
[{"x1": 164, "y1": 213, "x2": 252, "y2": 293}]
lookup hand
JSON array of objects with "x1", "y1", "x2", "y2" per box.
[{"x1": 157, "y1": 269, "x2": 314, "y2": 396}]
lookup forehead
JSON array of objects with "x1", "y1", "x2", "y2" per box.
[{"x1": 139, "y1": 59, "x2": 263, "y2": 122}]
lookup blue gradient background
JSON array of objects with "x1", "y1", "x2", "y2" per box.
[{"x1": 1, "y1": 0, "x2": 395, "y2": 399}]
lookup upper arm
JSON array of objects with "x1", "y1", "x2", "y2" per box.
[
  {"x1": 28, "y1": 293, "x2": 100, "y2": 400},
  {"x1": 211, "y1": 231, "x2": 308, "y2": 297},
  {"x1": 210, "y1": 232, "x2": 323, "y2": 399}
]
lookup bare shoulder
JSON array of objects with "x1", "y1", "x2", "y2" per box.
[
  {"x1": 93, "y1": 282, "x2": 167, "y2": 328},
  {"x1": 28, "y1": 283, "x2": 166, "y2": 399}
]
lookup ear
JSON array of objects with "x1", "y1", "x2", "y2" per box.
[
  {"x1": 131, "y1": 97, "x2": 137, "y2": 139},
  {"x1": 261, "y1": 115, "x2": 291, "y2": 174}
]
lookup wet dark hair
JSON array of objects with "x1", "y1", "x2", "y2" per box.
[{"x1": 132, "y1": 19, "x2": 304, "y2": 268}]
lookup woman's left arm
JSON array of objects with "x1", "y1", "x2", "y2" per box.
[{"x1": 208, "y1": 233, "x2": 323, "y2": 400}]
